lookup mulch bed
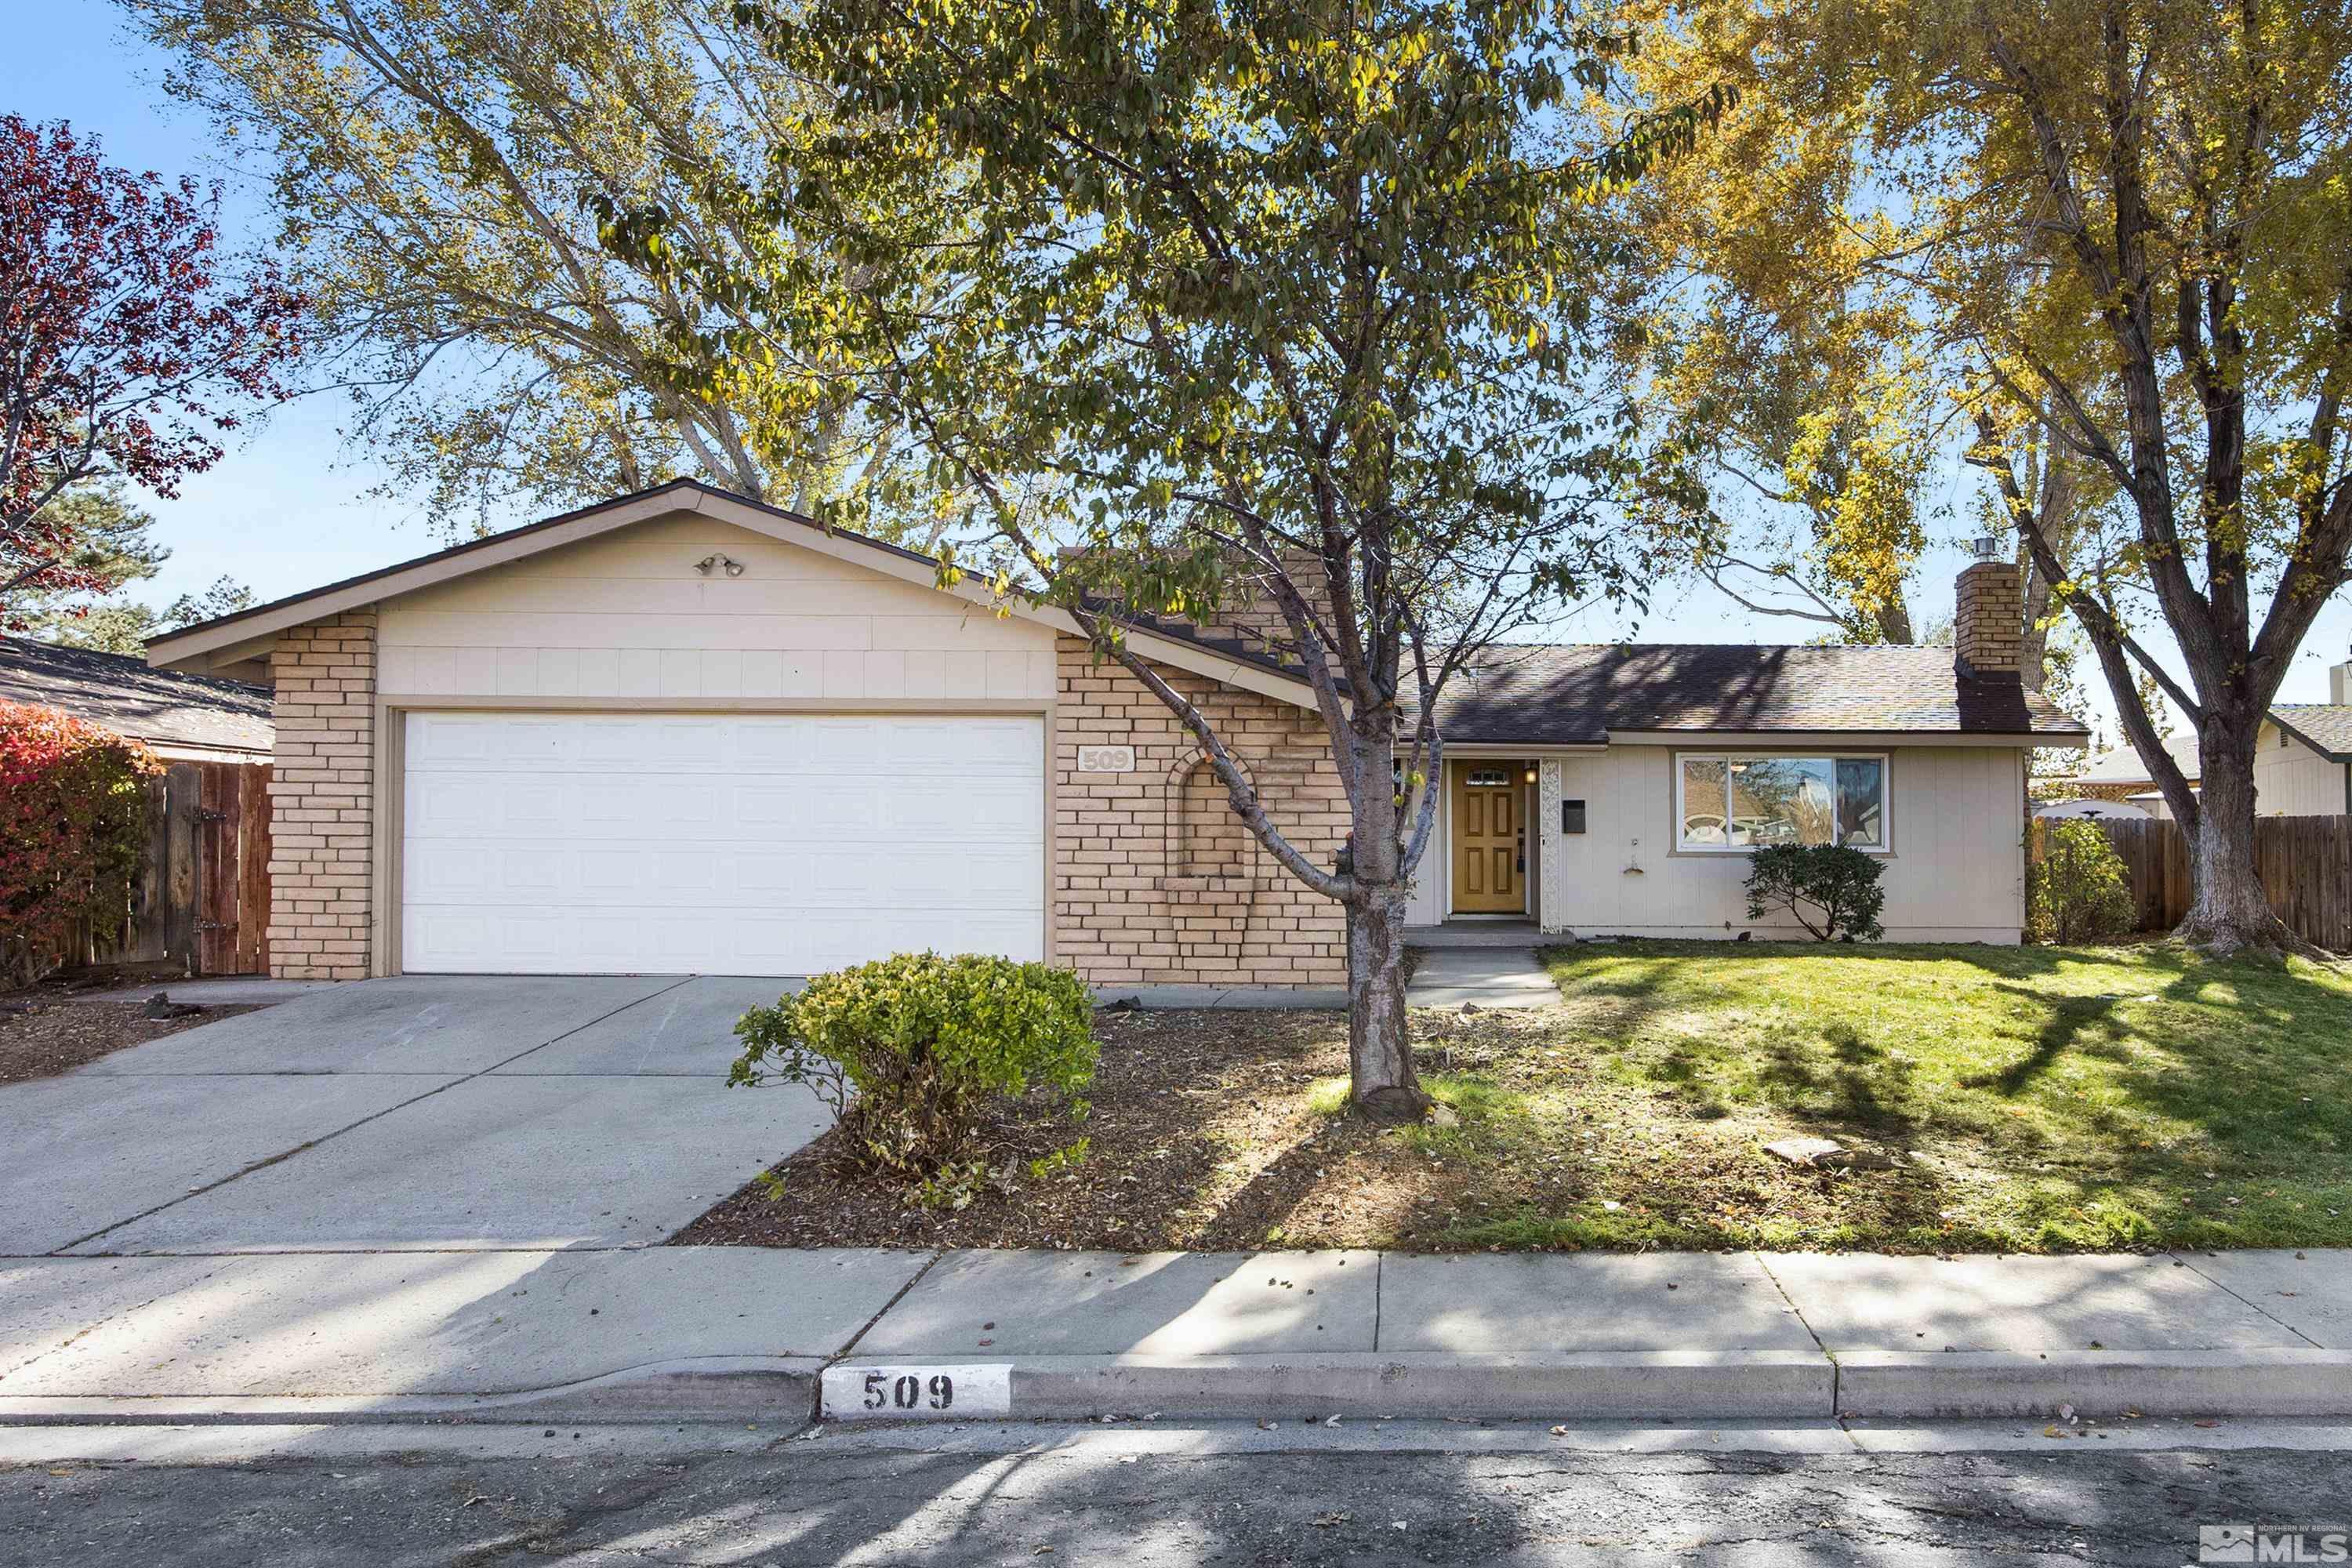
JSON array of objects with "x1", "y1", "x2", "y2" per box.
[
  {"x1": 0, "y1": 999, "x2": 260, "y2": 1084},
  {"x1": 673, "y1": 1007, "x2": 1525, "y2": 1252}
]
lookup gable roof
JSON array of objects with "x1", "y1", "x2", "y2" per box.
[
  {"x1": 143, "y1": 479, "x2": 1316, "y2": 706},
  {"x1": 2269, "y1": 706, "x2": 2352, "y2": 760},
  {"x1": 143, "y1": 478, "x2": 2089, "y2": 746},
  {"x1": 1426, "y1": 642, "x2": 2089, "y2": 745},
  {"x1": 0, "y1": 635, "x2": 273, "y2": 755}
]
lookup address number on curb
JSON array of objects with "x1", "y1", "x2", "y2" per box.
[{"x1": 822, "y1": 1363, "x2": 1012, "y2": 1419}]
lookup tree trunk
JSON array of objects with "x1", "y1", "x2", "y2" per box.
[
  {"x1": 1347, "y1": 882, "x2": 1426, "y2": 1123},
  {"x1": 2176, "y1": 719, "x2": 2296, "y2": 955}
]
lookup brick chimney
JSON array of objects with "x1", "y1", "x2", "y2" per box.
[
  {"x1": 1952, "y1": 559, "x2": 2024, "y2": 679},
  {"x1": 1207, "y1": 550, "x2": 1334, "y2": 663}
]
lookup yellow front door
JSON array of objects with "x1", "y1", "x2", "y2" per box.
[{"x1": 1450, "y1": 764, "x2": 1523, "y2": 913}]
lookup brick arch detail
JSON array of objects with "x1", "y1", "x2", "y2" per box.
[{"x1": 1164, "y1": 747, "x2": 1265, "y2": 883}]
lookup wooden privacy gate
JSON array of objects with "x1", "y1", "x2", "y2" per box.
[
  {"x1": 113, "y1": 760, "x2": 274, "y2": 975},
  {"x1": 2030, "y1": 815, "x2": 2352, "y2": 953}
]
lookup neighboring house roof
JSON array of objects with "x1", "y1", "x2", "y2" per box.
[
  {"x1": 2068, "y1": 705, "x2": 2352, "y2": 785},
  {"x1": 1426, "y1": 642, "x2": 2089, "y2": 746},
  {"x1": 2270, "y1": 706, "x2": 2352, "y2": 761},
  {"x1": 2068, "y1": 731, "x2": 2202, "y2": 787},
  {"x1": 0, "y1": 635, "x2": 273, "y2": 756}
]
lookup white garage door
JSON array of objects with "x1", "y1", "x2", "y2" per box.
[{"x1": 400, "y1": 712, "x2": 1044, "y2": 975}]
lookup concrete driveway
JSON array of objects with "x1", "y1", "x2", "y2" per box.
[{"x1": 0, "y1": 975, "x2": 826, "y2": 1256}]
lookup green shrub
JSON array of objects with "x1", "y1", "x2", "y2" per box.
[
  {"x1": 728, "y1": 951, "x2": 1097, "y2": 1185},
  {"x1": 1743, "y1": 844, "x2": 1886, "y2": 942},
  {"x1": 2031, "y1": 820, "x2": 2137, "y2": 942}
]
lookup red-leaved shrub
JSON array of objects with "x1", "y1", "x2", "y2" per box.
[{"x1": 0, "y1": 699, "x2": 160, "y2": 983}]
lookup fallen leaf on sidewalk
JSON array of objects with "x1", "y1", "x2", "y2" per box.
[{"x1": 1311, "y1": 1512, "x2": 1351, "y2": 1528}]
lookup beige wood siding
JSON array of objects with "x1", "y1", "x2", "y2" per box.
[
  {"x1": 2255, "y1": 724, "x2": 2350, "y2": 817},
  {"x1": 376, "y1": 513, "x2": 1057, "y2": 702},
  {"x1": 1535, "y1": 743, "x2": 2027, "y2": 942}
]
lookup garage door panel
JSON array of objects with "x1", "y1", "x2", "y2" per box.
[{"x1": 402, "y1": 712, "x2": 1044, "y2": 974}]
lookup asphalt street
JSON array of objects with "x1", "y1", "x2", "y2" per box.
[{"x1": 3, "y1": 1421, "x2": 2345, "y2": 1566}]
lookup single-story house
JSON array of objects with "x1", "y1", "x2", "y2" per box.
[
  {"x1": 0, "y1": 634, "x2": 273, "y2": 762},
  {"x1": 2063, "y1": 669, "x2": 2352, "y2": 821},
  {"x1": 145, "y1": 481, "x2": 2089, "y2": 985}
]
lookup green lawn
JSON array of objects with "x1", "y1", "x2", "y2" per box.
[{"x1": 1420, "y1": 940, "x2": 2352, "y2": 1253}]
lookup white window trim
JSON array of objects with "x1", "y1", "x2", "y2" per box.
[{"x1": 1673, "y1": 750, "x2": 1893, "y2": 855}]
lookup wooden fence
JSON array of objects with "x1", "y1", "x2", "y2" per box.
[
  {"x1": 2029, "y1": 815, "x2": 2352, "y2": 952},
  {"x1": 64, "y1": 760, "x2": 273, "y2": 977}
]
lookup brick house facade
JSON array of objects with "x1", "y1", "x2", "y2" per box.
[
  {"x1": 1053, "y1": 641, "x2": 1348, "y2": 987},
  {"x1": 265, "y1": 611, "x2": 379, "y2": 981}
]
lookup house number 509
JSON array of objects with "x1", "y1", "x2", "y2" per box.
[
  {"x1": 866, "y1": 1372, "x2": 953, "y2": 1410},
  {"x1": 822, "y1": 1363, "x2": 1011, "y2": 1418}
]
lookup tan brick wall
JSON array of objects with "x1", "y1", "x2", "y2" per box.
[
  {"x1": 266, "y1": 610, "x2": 379, "y2": 979},
  {"x1": 1054, "y1": 637, "x2": 1348, "y2": 987},
  {"x1": 1954, "y1": 561, "x2": 2025, "y2": 678}
]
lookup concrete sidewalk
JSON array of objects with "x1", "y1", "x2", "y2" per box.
[{"x1": 5, "y1": 1246, "x2": 2345, "y2": 1428}]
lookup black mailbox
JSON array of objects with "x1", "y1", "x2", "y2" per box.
[{"x1": 1562, "y1": 799, "x2": 1587, "y2": 834}]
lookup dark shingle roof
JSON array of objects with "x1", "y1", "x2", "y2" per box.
[
  {"x1": 2270, "y1": 706, "x2": 2352, "y2": 760},
  {"x1": 1425, "y1": 643, "x2": 2089, "y2": 745},
  {"x1": 0, "y1": 636, "x2": 272, "y2": 754}
]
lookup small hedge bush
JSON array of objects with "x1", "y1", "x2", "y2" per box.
[
  {"x1": 1743, "y1": 844, "x2": 1886, "y2": 942},
  {"x1": 729, "y1": 951, "x2": 1097, "y2": 1193},
  {"x1": 0, "y1": 699, "x2": 160, "y2": 985},
  {"x1": 2031, "y1": 819, "x2": 2136, "y2": 942}
]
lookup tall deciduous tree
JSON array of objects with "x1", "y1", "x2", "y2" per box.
[
  {"x1": 1618, "y1": 0, "x2": 2352, "y2": 954},
  {"x1": 0, "y1": 115, "x2": 299, "y2": 625},
  {"x1": 605, "y1": 0, "x2": 1722, "y2": 1116},
  {"x1": 124, "y1": 0, "x2": 916, "y2": 536}
]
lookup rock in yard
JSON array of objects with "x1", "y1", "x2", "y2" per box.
[
  {"x1": 1763, "y1": 1136, "x2": 1895, "y2": 1171},
  {"x1": 1428, "y1": 1105, "x2": 1461, "y2": 1129},
  {"x1": 1763, "y1": 1137, "x2": 1846, "y2": 1168},
  {"x1": 1457, "y1": 1001, "x2": 1483, "y2": 1016}
]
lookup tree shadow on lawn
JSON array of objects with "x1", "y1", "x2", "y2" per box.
[{"x1": 1542, "y1": 938, "x2": 2352, "y2": 1245}]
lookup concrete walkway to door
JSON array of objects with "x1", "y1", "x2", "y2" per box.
[{"x1": 1405, "y1": 945, "x2": 1563, "y2": 1010}]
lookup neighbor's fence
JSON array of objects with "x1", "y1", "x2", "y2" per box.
[
  {"x1": 64, "y1": 760, "x2": 274, "y2": 977},
  {"x1": 2028, "y1": 815, "x2": 2352, "y2": 952}
]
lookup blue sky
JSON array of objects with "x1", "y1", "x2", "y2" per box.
[{"x1": 10, "y1": 0, "x2": 2348, "y2": 734}]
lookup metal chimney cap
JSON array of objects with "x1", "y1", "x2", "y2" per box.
[{"x1": 1968, "y1": 535, "x2": 2002, "y2": 561}]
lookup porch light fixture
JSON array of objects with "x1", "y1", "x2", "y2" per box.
[
  {"x1": 695, "y1": 552, "x2": 746, "y2": 577},
  {"x1": 1523, "y1": 766, "x2": 1537, "y2": 784}
]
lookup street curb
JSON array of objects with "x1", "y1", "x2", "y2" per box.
[
  {"x1": 1831, "y1": 1349, "x2": 2352, "y2": 1420},
  {"x1": 822, "y1": 1352, "x2": 1835, "y2": 1421},
  {"x1": 0, "y1": 1356, "x2": 823, "y2": 1427},
  {"x1": 8, "y1": 1349, "x2": 2352, "y2": 1428}
]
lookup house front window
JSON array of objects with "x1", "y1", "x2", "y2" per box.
[{"x1": 1675, "y1": 753, "x2": 1889, "y2": 852}]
